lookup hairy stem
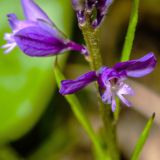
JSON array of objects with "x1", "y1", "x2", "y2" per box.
[
  {"x1": 80, "y1": 21, "x2": 120, "y2": 160},
  {"x1": 80, "y1": 21, "x2": 102, "y2": 70}
]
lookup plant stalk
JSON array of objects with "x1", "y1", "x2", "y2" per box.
[{"x1": 80, "y1": 21, "x2": 120, "y2": 160}]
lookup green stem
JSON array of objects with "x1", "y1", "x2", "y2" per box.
[
  {"x1": 121, "y1": 0, "x2": 140, "y2": 62},
  {"x1": 80, "y1": 22, "x2": 120, "y2": 160},
  {"x1": 115, "y1": 0, "x2": 140, "y2": 122},
  {"x1": 80, "y1": 22, "x2": 102, "y2": 70},
  {"x1": 100, "y1": 102, "x2": 120, "y2": 160},
  {"x1": 54, "y1": 66, "x2": 107, "y2": 160}
]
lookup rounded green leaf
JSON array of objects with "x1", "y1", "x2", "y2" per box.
[{"x1": 0, "y1": 0, "x2": 73, "y2": 144}]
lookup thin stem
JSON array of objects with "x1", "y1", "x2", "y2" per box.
[
  {"x1": 54, "y1": 66, "x2": 107, "y2": 160},
  {"x1": 113, "y1": 98, "x2": 121, "y2": 123},
  {"x1": 80, "y1": 21, "x2": 103, "y2": 70},
  {"x1": 99, "y1": 101, "x2": 120, "y2": 160},
  {"x1": 121, "y1": 0, "x2": 140, "y2": 62},
  {"x1": 80, "y1": 21, "x2": 120, "y2": 160}
]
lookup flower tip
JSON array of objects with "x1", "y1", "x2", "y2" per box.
[
  {"x1": 21, "y1": 0, "x2": 53, "y2": 25},
  {"x1": 147, "y1": 52, "x2": 157, "y2": 67},
  {"x1": 59, "y1": 89, "x2": 65, "y2": 95},
  {"x1": 151, "y1": 52, "x2": 157, "y2": 59},
  {"x1": 111, "y1": 107, "x2": 116, "y2": 112},
  {"x1": 146, "y1": 52, "x2": 156, "y2": 59},
  {"x1": 7, "y1": 13, "x2": 18, "y2": 20},
  {"x1": 1, "y1": 42, "x2": 16, "y2": 54},
  {"x1": 81, "y1": 47, "x2": 88, "y2": 55},
  {"x1": 59, "y1": 85, "x2": 67, "y2": 96},
  {"x1": 59, "y1": 81, "x2": 68, "y2": 95},
  {"x1": 7, "y1": 13, "x2": 18, "y2": 29},
  {"x1": 152, "y1": 112, "x2": 156, "y2": 119},
  {"x1": 72, "y1": 0, "x2": 84, "y2": 11}
]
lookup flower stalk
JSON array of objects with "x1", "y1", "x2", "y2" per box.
[
  {"x1": 80, "y1": 21, "x2": 102, "y2": 70},
  {"x1": 80, "y1": 19, "x2": 120, "y2": 160}
]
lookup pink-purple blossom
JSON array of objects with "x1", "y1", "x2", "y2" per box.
[
  {"x1": 60, "y1": 53, "x2": 156, "y2": 111},
  {"x1": 72, "y1": 0, "x2": 113, "y2": 28},
  {"x1": 2, "y1": 0, "x2": 88, "y2": 57}
]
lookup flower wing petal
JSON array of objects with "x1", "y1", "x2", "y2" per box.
[
  {"x1": 14, "y1": 25, "x2": 68, "y2": 56},
  {"x1": 117, "y1": 94, "x2": 132, "y2": 107},
  {"x1": 92, "y1": 0, "x2": 113, "y2": 27},
  {"x1": 111, "y1": 97, "x2": 116, "y2": 112},
  {"x1": 21, "y1": 0, "x2": 53, "y2": 25},
  {"x1": 7, "y1": 14, "x2": 19, "y2": 30},
  {"x1": 60, "y1": 71, "x2": 97, "y2": 95},
  {"x1": 113, "y1": 52, "x2": 156, "y2": 78},
  {"x1": 7, "y1": 13, "x2": 38, "y2": 32}
]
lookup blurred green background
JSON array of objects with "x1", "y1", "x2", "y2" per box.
[{"x1": 0, "y1": 0, "x2": 160, "y2": 160}]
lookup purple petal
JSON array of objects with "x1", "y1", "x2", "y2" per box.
[
  {"x1": 117, "y1": 94, "x2": 132, "y2": 107},
  {"x1": 72, "y1": 0, "x2": 85, "y2": 11},
  {"x1": 111, "y1": 97, "x2": 116, "y2": 112},
  {"x1": 97, "y1": 66, "x2": 126, "y2": 89},
  {"x1": 86, "y1": 0, "x2": 97, "y2": 10},
  {"x1": 118, "y1": 83, "x2": 134, "y2": 96},
  {"x1": 72, "y1": 0, "x2": 113, "y2": 27},
  {"x1": 7, "y1": 14, "x2": 19, "y2": 30},
  {"x1": 76, "y1": 10, "x2": 86, "y2": 24},
  {"x1": 113, "y1": 52, "x2": 157, "y2": 78},
  {"x1": 37, "y1": 20, "x2": 64, "y2": 39},
  {"x1": 7, "y1": 13, "x2": 37, "y2": 32},
  {"x1": 101, "y1": 85, "x2": 112, "y2": 104},
  {"x1": 2, "y1": 33, "x2": 17, "y2": 53},
  {"x1": 21, "y1": 0, "x2": 53, "y2": 25},
  {"x1": 116, "y1": 82, "x2": 134, "y2": 108},
  {"x1": 14, "y1": 25, "x2": 68, "y2": 56},
  {"x1": 67, "y1": 41, "x2": 88, "y2": 56},
  {"x1": 98, "y1": 0, "x2": 113, "y2": 12},
  {"x1": 92, "y1": 0, "x2": 113, "y2": 27},
  {"x1": 3, "y1": 14, "x2": 38, "y2": 54},
  {"x1": 72, "y1": 0, "x2": 86, "y2": 24},
  {"x1": 60, "y1": 71, "x2": 97, "y2": 95}
]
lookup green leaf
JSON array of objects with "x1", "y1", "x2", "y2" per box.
[
  {"x1": 121, "y1": 0, "x2": 140, "y2": 62},
  {"x1": 116, "y1": 0, "x2": 140, "y2": 122},
  {"x1": 131, "y1": 113, "x2": 155, "y2": 160},
  {"x1": 54, "y1": 65, "x2": 110, "y2": 160},
  {"x1": 0, "y1": 0, "x2": 72, "y2": 144}
]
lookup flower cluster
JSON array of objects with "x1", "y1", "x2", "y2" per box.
[
  {"x1": 2, "y1": 0, "x2": 157, "y2": 112},
  {"x1": 72, "y1": 0, "x2": 113, "y2": 28},
  {"x1": 2, "y1": 0, "x2": 88, "y2": 56}
]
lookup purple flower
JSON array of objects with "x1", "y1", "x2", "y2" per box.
[
  {"x1": 72, "y1": 0, "x2": 113, "y2": 28},
  {"x1": 60, "y1": 53, "x2": 156, "y2": 111},
  {"x1": 2, "y1": 0, "x2": 88, "y2": 57}
]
